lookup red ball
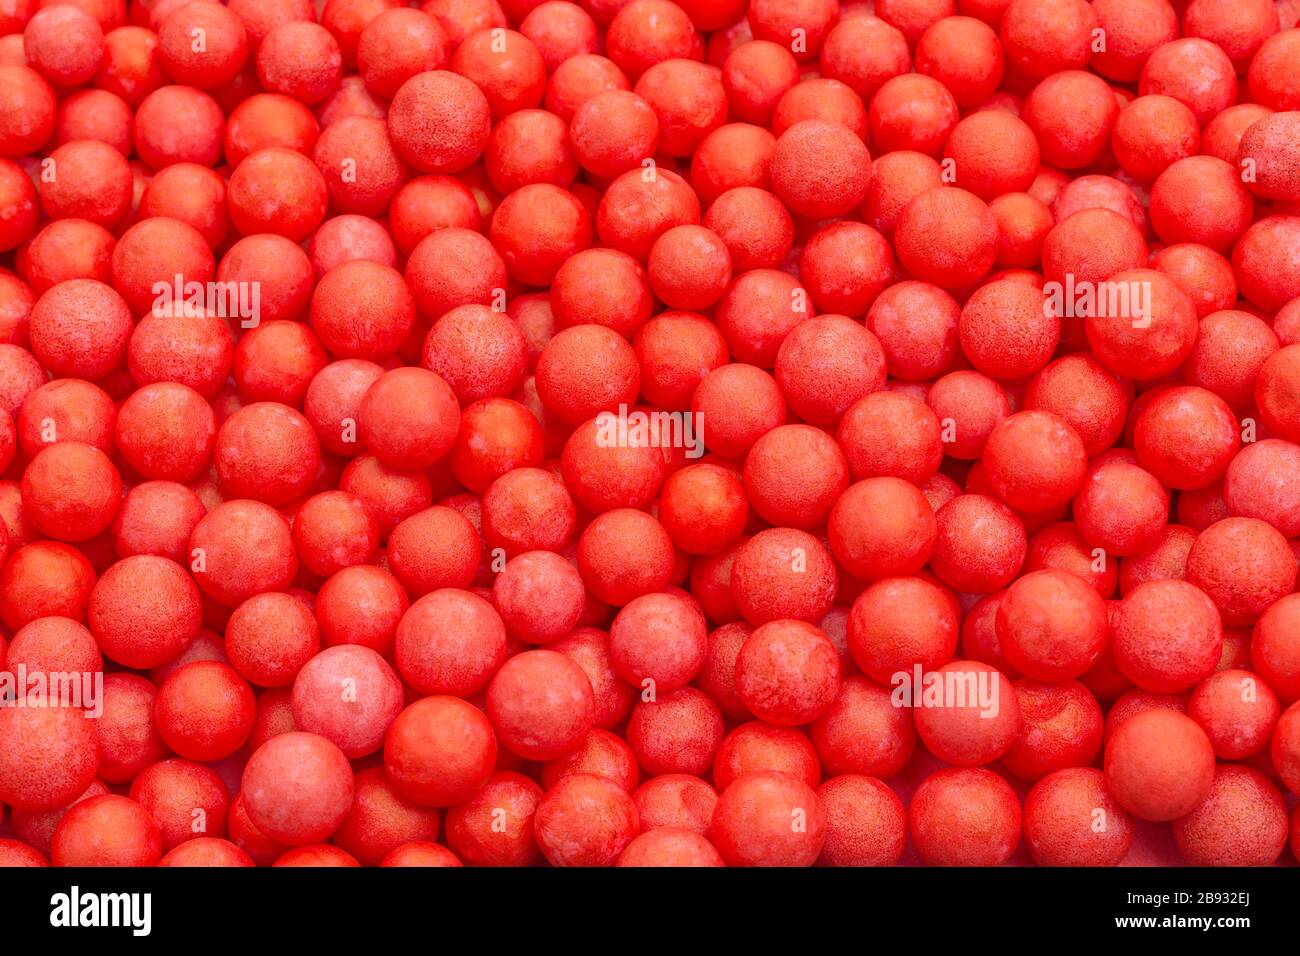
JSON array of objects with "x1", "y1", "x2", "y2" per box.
[
  {"x1": 647, "y1": 225, "x2": 731, "y2": 312},
  {"x1": 609, "y1": 590, "x2": 707, "y2": 693},
  {"x1": 487, "y1": 649, "x2": 594, "y2": 761},
  {"x1": 155, "y1": 661, "x2": 256, "y2": 761},
  {"x1": 51, "y1": 795, "x2": 162, "y2": 867},
  {"x1": 158, "y1": 2, "x2": 248, "y2": 89},
  {"x1": 617, "y1": 827, "x2": 723, "y2": 866},
  {"x1": 481, "y1": 466, "x2": 575, "y2": 556},
  {"x1": 445, "y1": 770, "x2": 543, "y2": 866},
  {"x1": 291, "y1": 491, "x2": 379, "y2": 578},
  {"x1": 494, "y1": 549, "x2": 585, "y2": 642},
  {"x1": 89, "y1": 554, "x2": 201, "y2": 668},
  {"x1": 388, "y1": 70, "x2": 491, "y2": 173},
  {"x1": 578, "y1": 509, "x2": 674, "y2": 606},
  {"x1": 770, "y1": 120, "x2": 871, "y2": 220},
  {"x1": 1172, "y1": 765, "x2": 1289, "y2": 866},
  {"x1": 1186, "y1": 516, "x2": 1296, "y2": 626},
  {"x1": 544, "y1": 53, "x2": 629, "y2": 122},
  {"x1": 633, "y1": 773, "x2": 718, "y2": 833},
  {"x1": 1022, "y1": 767, "x2": 1134, "y2": 866},
  {"x1": 228, "y1": 147, "x2": 328, "y2": 242},
  {"x1": 848, "y1": 576, "x2": 958, "y2": 685},
  {"x1": 491, "y1": 184, "x2": 593, "y2": 288},
  {"x1": 710, "y1": 771, "x2": 825, "y2": 867},
  {"x1": 450, "y1": 398, "x2": 544, "y2": 493},
  {"x1": 384, "y1": 695, "x2": 497, "y2": 807},
  {"x1": 913, "y1": 661, "x2": 1020, "y2": 766},
  {"x1": 658, "y1": 463, "x2": 747, "y2": 556},
  {"x1": 485, "y1": 108, "x2": 577, "y2": 195},
  {"x1": 0, "y1": 701, "x2": 99, "y2": 812},
  {"x1": 743, "y1": 424, "x2": 848, "y2": 529},
  {"x1": 1140, "y1": 37, "x2": 1236, "y2": 126},
  {"x1": 21, "y1": 440, "x2": 120, "y2": 541},
  {"x1": 358, "y1": 367, "x2": 459, "y2": 470},
  {"x1": 958, "y1": 277, "x2": 1057, "y2": 380},
  {"x1": 1104, "y1": 708, "x2": 1215, "y2": 821},
  {"x1": 945, "y1": 112, "x2": 1039, "y2": 201},
  {"x1": 1253, "y1": 594, "x2": 1300, "y2": 702},
  {"x1": 449, "y1": 27, "x2": 544, "y2": 118},
  {"x1": 29, "y1": 278, "x2": 131, "y2": 381},
  {"x1": 533, "y1": 772, "x2": 639, "y2": 866},
  {"x1": 626, "y1": 687, "x2": 723, "y2": 776},
  {"x1": 553, "y1": 626, "x2": 636, "y2": 729},
  {"x1": 257, "y1": 21, "x2": 342, "y2": 105},
  {"x1": 865, "y1": 281, "x2": 959, "y2": 381},
  {"x1": 233, "y1": 312, "x2": 328, "y2": 403},
  {"x1": 226, "y1": 591, "x2": 321, "y2": 688},
  {"x1": 139, "y1": 162, "x2": 229, "y2": 249},
  {"x1": 316, "y1": 565, "x2": 408, "y2": 656},
  {"x1": 217, "y1": 234, "x2": 314, "y2": 324},
  {"x1": 331, "y1": 764, "x2": 440, "y2": 865},
  {"x1": 117, "y1": 383, "x2": 216, "y2": 483},
  {"x1": 1023, "y1": 70, "x2": 1118, "y2": 169},
  {"x1": 894, "y1": 187, "x2": 997, "y2": 290},
  {"x1": 869, "y1": 74, "x2": 957, "y2": 156},
  {"x1": 735, "y1": 620, "x2": 840, "y2": 727},
  {"x1": 0, "y1": 541, "x2": 97, "y2": 632},
  {"x1": 95, "y1": 673, "x2": 166, "y2": 784},
  {"x1": 535, "y1": 324, "x2": 640, "y2": 428},
  {"x1": 811, "y1": 676, "x2": 915, "y2": 778},
  {"x1": 982, "y1": 411, "x2": 1088, "y2": 513},
  {"x1": 23, "y1": 4, "x2": 104, "y2": 88},
  {"x1": 997, "y1": 569, "x2": 1107, "y2": 682},
  {"x1": 908, "y1": 767, "x2": 1020, "y2": 866},
  {"x1": 188, "y1": 499, "x2": 298, "y2": 607},
  {"x1": 310, "y1": 260, "x2": 413, "y2": 363},
  {"x1": 242, "y1": 731, "x2": 354, "y2": 845},
  {"x1": 691, "y1": 363, "x2": 785, "y2": 459},
  {"x1": 829, "y1": 476, "x2": 937, "y2": 582},
  {"x1": 1023, "y1": 354, "x2": 1128, "y2": 458},
  {"x1": 732, "y1": 528, "x2": 837, "y2": 627},
  {"x1": 701, "y1": 188, "x2": 791, "y2": 275},
  {"x1": 915, "y1": 14, "x2": 1001, "y2": 106},
  {"x1": 38, "y1": 140, "x2": 131, "y2": 228},
  {"x1": 1002, "y1": 679, "x2": 1102, "y2": 780},
  {"x1": 931, "y1": 494, "x2": 1027, "y2": 594},
  {"x1": 159, "y1": 838, "x2": 254, "y2": 867},
  {"x1": 817, "y1": 774, "x2": 906, "y2": 868},
  {"x1": 1073, "y1": 458, "x2": 1170, "y2": 557},
  {"x1": 357, "y1": 8, "x2": 447, "y2": 100},
  {"x1": 1189, "y1": 668, "x2": 1281, "y2": 760},
  {"x1": 520, "y1": 2, "x2": 598, "y2": 69},
  {"x1": 129, "y1": 758, "x2": 230, "y2": 851},
  {"x1": 721, "y1": 41, "x2": 798, "y2": 126},
  {"x1": 571, "y1": 89, "x2": 659, "y2": 179},
  {"x1": 595, "y1": 167, "x2": 700, "y2": 261}
]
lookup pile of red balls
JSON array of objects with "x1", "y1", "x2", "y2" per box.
[{"x1": 0, "y1": 0, "x2": 1299, "y2": 869}]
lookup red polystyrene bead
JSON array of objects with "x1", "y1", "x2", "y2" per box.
[
  {"x1": 982, "y1": 410, "x2": 1088, "y2": 513},
  {"x1": 1022, "y1": 767, "x2": 1134, "y2": 866},
  {"x1": 534, "y1": 772, "x2": 639, "y2": 866},
  {"x1": 1186, "y1": 516, "x2": 1297, "y2": 626},
  {"x1": 908, "y1": 767, "x2": 1020, "y2": 866},
  {"x1": 242, "y1": 731, "x2": 354, "y2": 845},
  {"x1": 848, "y1": 576, "x2": 959, "y2": 685},
  {"x1": 155, "y1": 661, "x2": 256, "y2": 762},
  {"x1": 1104, "y1": 708, "x2": 1215, "y2": 821},
  {"x1": 388, "y1": 70, "x2": 491, "y2": 173},
  {"x1": 51, "y1": 795, "x2": 163, "y2": 867},
  {"x1": 710, "y1": 771, "x2": 825, "y2": 867}
]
